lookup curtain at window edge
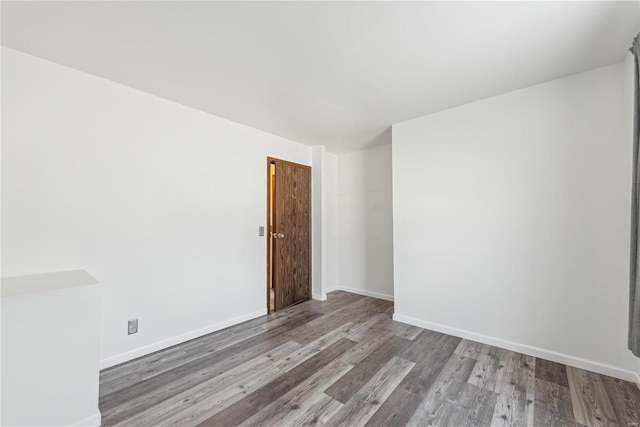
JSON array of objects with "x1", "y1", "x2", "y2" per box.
[{"x1": 629, "y1": 33, "x2": 640, "y2": 357}]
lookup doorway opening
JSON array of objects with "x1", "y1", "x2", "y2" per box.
[
  {"x1": 268, "y1": 161, "x2": 276, "y2": 313},
  {"x1": 267, "y1": 157, "x2": 312, "y2": 313}
]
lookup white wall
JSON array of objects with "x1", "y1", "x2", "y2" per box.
[
  {"x1": 311, "y1": 146, "x2": 339, "y2": 300},
  {"x1": 392, "y1": 61, "x2": 639, "y2": 380},
  {"x1": 1, "y1": 48, "x2": 312, "y2": 368},
  {"x1": 623, "y1": 51, "x2": 640, "y2": 383},
  {"x1": 336, "y1": 145, "x2": 394, "y2": 300},
  {"x1": 2, "y1": 272, "x2": 101, "y2": 426},
  {"x1": 324, "y1": 152, "x2": 339, "y2": 292},
  {"x1": 311, "y1": 145, "x2": 325, "y2": 300}
]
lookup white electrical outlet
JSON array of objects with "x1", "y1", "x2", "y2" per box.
[{"x1": 128, "y1": 318, "x2": 138, "y2": 335}]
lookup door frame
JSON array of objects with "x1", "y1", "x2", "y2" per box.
[{"x1": 266, "y1": 157, "x2": 312, "y2": 313}]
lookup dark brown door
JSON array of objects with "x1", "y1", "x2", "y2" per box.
[{"x1": 268, "y1": 157, "x2": 311, "y2": 311}]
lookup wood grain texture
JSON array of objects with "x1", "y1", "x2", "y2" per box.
[
  {"x1": 271, "y1": 157, "x2": 311, "y2": 311},
  {"x1": 237, "y1": 354, "x2": 352, "y2": 426},
  {"x1": 491, "y1": 350, "x2": 536, "y2": 427},
  {"x1": 567, "y1": 366, "x2": 619, "y2": 427},
  {"x1": 327, "y1": 355, "x2": 415, "y2": 427},
  {"x1": 600, "y1": 375, "x2": 640, "y2": 427},
  {"x1": 100, "y1": 310, "x2": 324, "y2": 424},
  {"x1": 99, "y1": 291, "x2": 640, "y2": 427},
  {"x1": 448, "y1": 383, "x2": 499, "y2": 427},
  {"x1": 534, "y1": 378, "x2": 583, "y2": 427},
  {"x1": 324, "y1": 335, "x2": 412, "y2": 403},
  {"x1": 536, "y1": 357, "x2": 570, "y2": 387},
  {"x1": 406, "y1": 354, "x2": 477, "y2": 426},
  {"x1": 197, "y1": 338, "x2": 355, "y2": 426}
]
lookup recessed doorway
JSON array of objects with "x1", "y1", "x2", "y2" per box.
[{"x1": 267, "y1": 157, "x2": 311, "y2": 313}]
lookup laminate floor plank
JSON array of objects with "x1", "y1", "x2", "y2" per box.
[
  {"x1": 600, "y1": 375, "x2": 640, "y2": 426},
  {"x1": 567, "y1": 366, "x2": 619, "y2": 427},
  {"x1": 238, "y1": 349, "x2": 354, "y2": 426},
  {"x1": 363, "y1": 385, "x2": 422, "y2": 427},
  {"x1": 343, "y1": 312, "x2": 393, "y2": 343},
  {"x1": 288, "y1": 297, "x2": 388, "y2": 345},
  {"x1": 274, "y1": 321, "x2": 357, "y2": 372},
  {"x1": 108, "y1": 341, "x2": 300, "y2": 427},
  {"x1": 196, "y1": 338, "x2": 356, "y2": 426},
  {"x1": 406, "y1": 354, "x2": 477, "y2": 426},
  {"x1": 98, "y1": 291, "x2": 640, "y2": 427},
  {"x1": 330, "y1": 328, "x2": 397, "y2": 369},
  {"x1": 447, "y1": 382, "x2": 499, "y2": 427},
  {"x1": 101, "y1": 311, "x2": 321, "y2": 407},
  {"x1": 389, "y1": 320, "x2": 423, "y2": 341},
  {"x1": 399, "y1": 332, "x2": 462, "y2": 397},
  {"x1": 101, "y1": 308, "x2": 322, "y2": 397},
  {"x1": 490, "y1": 350, "x2": 536, "y2": 427},
  {"x1": 401, "y1": 329, "x2": 458, "y2": 365},
  {"x1": 468, "y1": 344, "x2": 502, "y2": 392},
  {"x1": 363, "y1": 333, "x2": 461, "y2": 426},
  {"x1": 289, "y1": 394, "x2": 344, "y2": 426},
  {"x1": 101, "y1": 307, "x2": 321, "y2": 393},
  {"x1": 455, "y1": 339, "x2": 486, "y2": 360},
  {"x1": 148, "y1": 320, "x2": 361, "y2": 427},
  {"x1": 534, "y1": 378, "x2": 584, "y2": 427},
  {"x1": 327, "y1": 355, "x2": 415, "y2": 427},
  {"x1": 323, "y1": 335, "x2": 412, "y2": 403},
  {"x1": 100, "y1": 310, "x2": 324, "y2": 424},
  {"x1": 536, "y1": 357, "x2": 570, "y2": 387}
]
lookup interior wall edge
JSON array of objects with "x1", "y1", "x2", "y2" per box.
[
  {"x1": 393, "y1": 312, "x2": 637, "y2": 383},
  {"x1": 312, "y1": 293, "x2": 327, "y2": 301}
]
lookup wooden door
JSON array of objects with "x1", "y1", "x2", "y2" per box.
[{"x1": 268, "y1": 158, "x2": 311, "y2": 311}]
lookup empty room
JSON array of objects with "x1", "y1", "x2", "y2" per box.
[{"x1": 2, "y1": 1, "x2": 640, "y2": 426}]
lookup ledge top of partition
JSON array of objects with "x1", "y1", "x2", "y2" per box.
[{"x1": 1, "y1": 270, "x2": 99, "y2": 298}]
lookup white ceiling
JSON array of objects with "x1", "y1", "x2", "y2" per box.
[{"x1": 2, "y1": 1, "x2": 639, "y2": 154}]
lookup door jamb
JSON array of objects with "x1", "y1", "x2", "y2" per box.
[{"x1": 266, "y1": 157, "x2": 312, "y2": 313}]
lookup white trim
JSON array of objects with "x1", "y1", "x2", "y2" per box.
[
  {"x1": 324, "y1": 286, "x2": 339, "y2": 293},
  {"x1": 100, "y1": 309, "x2": 267, "y2": 369},
  {"x1": 71, "y1": 411, "x2": 101, "y2": 427},
  {"x1": 393, "y1": 313, "x2": 637, "y2": 383},
  {"x1": 331, "y1": 286, "x2": 394, "y2": 302},
  {"x1": 636, "y1": 371, "x2": 640, "y2": 390},
  {"x1": 312, "y1": 293, "x2": 327, "y2": 301}
]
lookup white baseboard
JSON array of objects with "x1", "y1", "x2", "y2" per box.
[
  {"x1": 329, "y1": 286, "x2": 394, "y2": 302},
  {"x1": 312, "y1": 293, "x2": 327, "y2": 301},
  {"x1": 393, "y1": 313, "x2": 637, "y2": 383},
  {"x1": 71, "y1": 411, "x2": 101, "y2": 427},
  {"x1": 100, "y1": 309, "x2": 267, "y2": 369}
]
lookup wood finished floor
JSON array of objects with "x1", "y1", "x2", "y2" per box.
[{"x1": 100, "y1": 291, "x2": 640, "y2": 427}]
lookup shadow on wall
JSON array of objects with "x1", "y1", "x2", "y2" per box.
[{"x1": 339, "y1": 137, "x2": 394, "y2": 300}]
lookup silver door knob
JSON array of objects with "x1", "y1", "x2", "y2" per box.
[{"x1": 278, "y1": 233, "x2": 285, "y2": 238}]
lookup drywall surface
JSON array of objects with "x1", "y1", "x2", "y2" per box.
[
  {"x1": 392, "y1": 62, "x2": 638, "y2": 379},
  {"x1": 310, "y1": 147, "x2": 338, "y2": 300},
  {"x1": 1, "y1": 269, "x2": 98, "y2": 298},
  {"x1": 624, "y1": 51, "x2": 640, "y2": 380},
  {"x1": 336, "y1": 144, "x2": 394, "y2": 300},
  {"x1": 311, "y1": 145, "x2": 325, "y2": 300},
  {"x1": 324, "y1": 152, "x2": 339, "y2": 292},
  {"x1": 2, "y1": 277, "x2": 101, "y2": 426},
  {"x1": 2, "y1": 48, "x2": 311, "y2": 367}
]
